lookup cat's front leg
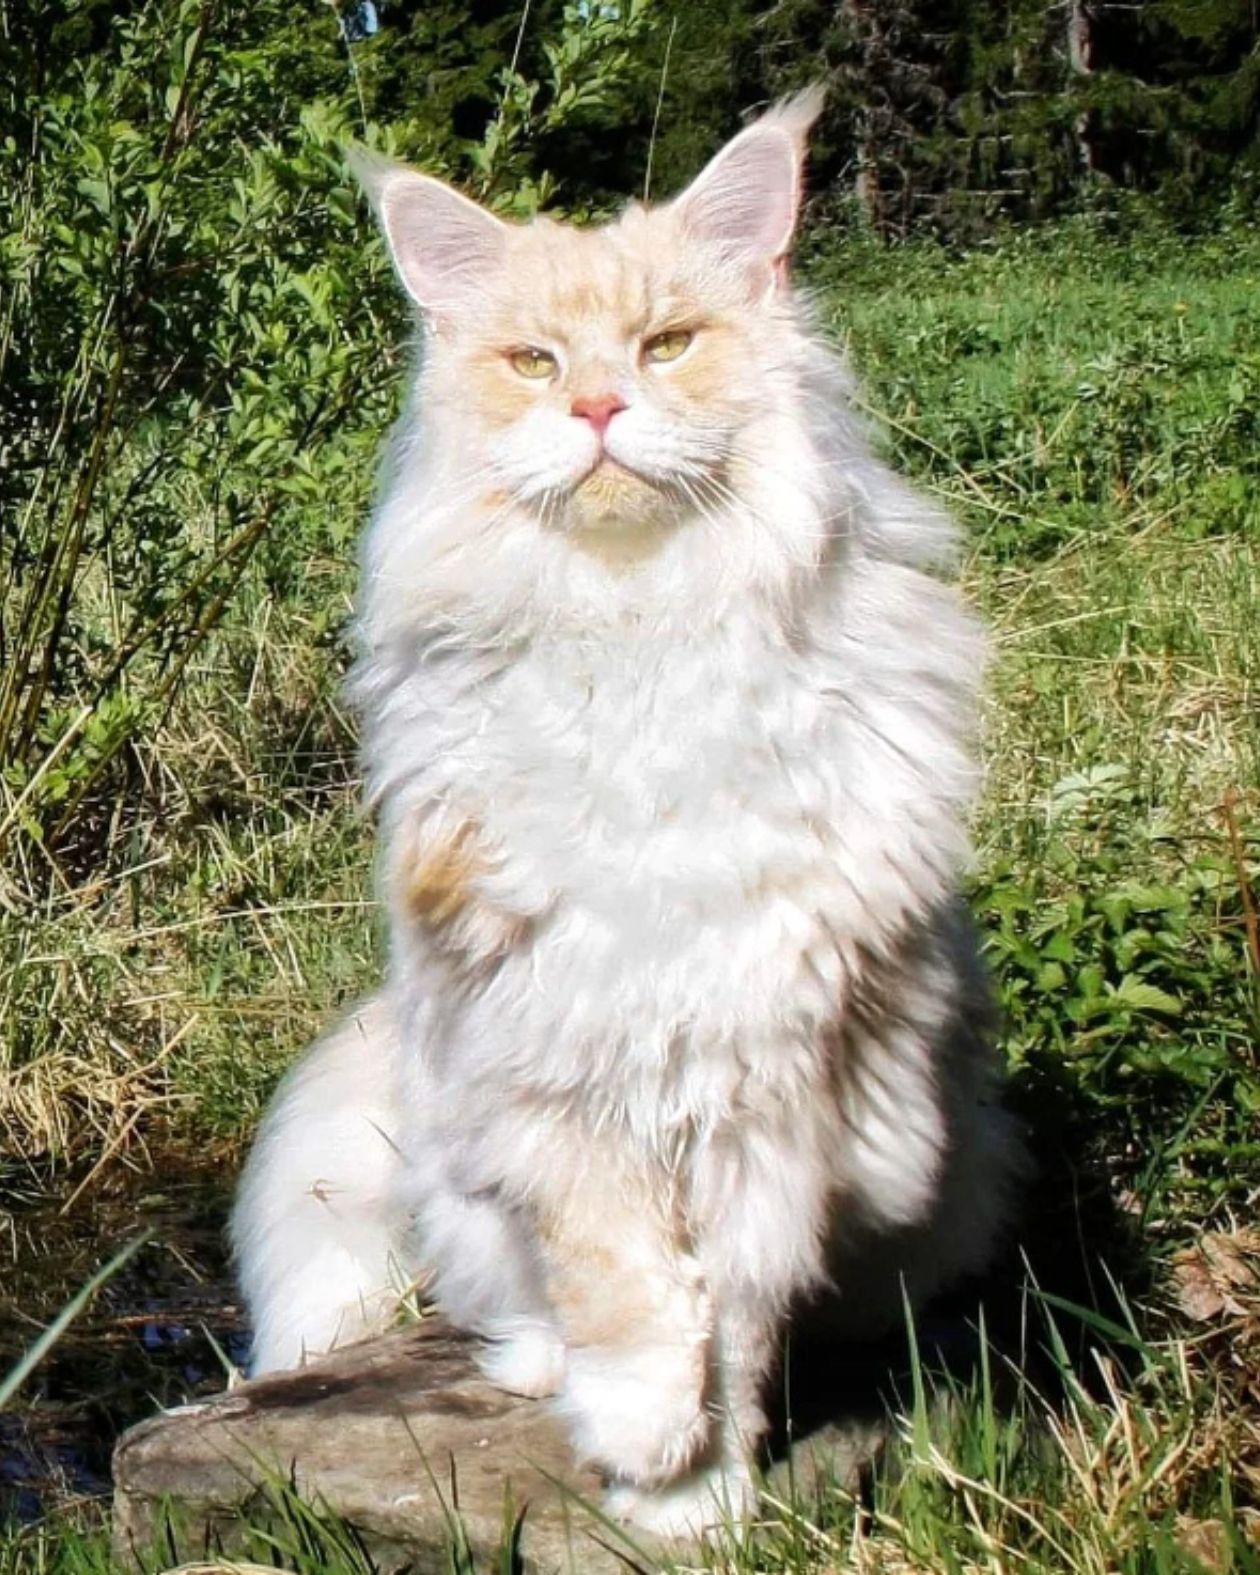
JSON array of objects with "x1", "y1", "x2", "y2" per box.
[
  {"x1": 532, "y1": 1145, "x2": 713, "y2": 1487},
  {"x1": 603, "y1": 1288, "x2": 777, "y2": 1537},
  {"x1": 389, "y1": 806, "x2": 568, "y2": 1393},
  {"x1": 616, "y1": 1107, "x2": 838, "y2": 1535},
  {"x1": 408, "y1": 1166, "x2": 566, "y2": 1398}
]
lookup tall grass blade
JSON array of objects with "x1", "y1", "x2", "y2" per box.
[{"x1": 0, "y1": 1231, "x2": 150, "y2": 1410}]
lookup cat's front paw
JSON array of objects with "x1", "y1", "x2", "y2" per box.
[
  {"x1": 560, "y1": 1343, "x2": 710, "y2": 1484},
  {"x1": 478, "y1": 1322, "x2": 566, "y2": 1398},
  {"x1": 605, "y1": 1459, "x2": 758, "y2": 1539}
]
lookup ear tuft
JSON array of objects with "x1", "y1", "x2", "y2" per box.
[
  {"x1": 345, "y1": 142, "x2": 397, "y2": 207},
  {"x1": 671, "y1": 84, "x2": 825, "y2": 276},
  {"x1": 761, "y1": 83, "x2": 828, "y2": 148},
  {"x1": 348, "y1": 147, "x2": 508, "y2": 319}
]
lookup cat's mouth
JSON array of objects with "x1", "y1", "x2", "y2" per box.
[
  {"x1": 574, "y1": 456, "x2": 657, "y2": 504},
  {"x1": 565, "y1": 456, "x2": 673, "y2": 535},
  {"x1": 583, "y1": 453, "x2": 646, "y2": 482}
]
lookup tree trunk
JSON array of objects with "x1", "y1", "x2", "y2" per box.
[{"x1": 1067, "y1": 0, "x2": 1098, "y2": 175}]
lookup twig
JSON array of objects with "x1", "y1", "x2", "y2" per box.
[
  {"x1": 1222, "y1": 787, "x2": 1260, "y2": 1032},
  {"x1": 506, "y1": 0, "x2": 532, "y2": 81}
]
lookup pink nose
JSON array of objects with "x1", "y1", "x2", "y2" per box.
[{"x1": 570, "y1": 394, "x2": 626, "y2": 437}]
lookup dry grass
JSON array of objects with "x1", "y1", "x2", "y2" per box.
[{"x1": 978, "y1": 524, "x2": 1259, "y2": 844}]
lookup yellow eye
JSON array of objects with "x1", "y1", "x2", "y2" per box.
[
  {"x1": 509, "y1": 346, "x2": 558, "y2": 379},
  {"x1": 643, "y1": 329, "x2": 694, "y2": 364}
]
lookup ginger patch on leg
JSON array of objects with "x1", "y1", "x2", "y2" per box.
[
  {"x1": 403, "y1": 821, "x2": 481, "y2": 927},
  {"x1": 395, "y1": 818, "x2": 531, "y2": 972}
]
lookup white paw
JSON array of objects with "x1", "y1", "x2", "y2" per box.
[
  {"x1": 478, "y1": 1324, "x2": 566, "y2": 1398},
  {"x1": 605, "y1": 1459, "x2": 758, "y2": 1540},
  {"x1": 561, "y1": 1344, "x2": 710, "y2": 1484}
]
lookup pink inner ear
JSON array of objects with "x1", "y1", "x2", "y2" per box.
[
  {"x1": 675, "y1": 125, "x2": 800, "y2": 265},
  {"x1": 378, "y1": 172, "x2": 508, "y2": 317}
]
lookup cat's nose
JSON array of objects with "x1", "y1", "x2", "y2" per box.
[{"x1": 570, "y1": 394, "x2": 626, "y2": 438}]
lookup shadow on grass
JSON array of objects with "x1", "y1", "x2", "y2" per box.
[{"x1": 766, "y1": 1058, "x2": 1153, "y2": 1469}]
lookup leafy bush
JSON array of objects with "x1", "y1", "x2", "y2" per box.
[{"x1": 0, "y1": 0, "x2": 397, "y2": 856}]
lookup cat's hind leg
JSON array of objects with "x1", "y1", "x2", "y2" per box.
[{"x1": 231, "y1": 996, "x2": 410, "y2": 1374}]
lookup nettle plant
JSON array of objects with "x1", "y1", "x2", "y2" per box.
[
  {"x1": 978, "y1": 766, "x2": 1259, "y2": 1211},
  {"x1": 1, "y1": 0, "x2": 397, "y2": 863}
]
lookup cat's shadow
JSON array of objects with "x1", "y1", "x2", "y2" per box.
[{"x1": 765, "y1": 1066, "x2": 1150, "y2": 1468}]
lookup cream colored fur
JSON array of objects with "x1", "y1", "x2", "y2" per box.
[{"x1": 231, "y1": 90, "x2": 1021, "y2": 1539}]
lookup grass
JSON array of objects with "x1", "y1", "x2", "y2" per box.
[{"x1": 2, "y1": 211, "x2": 1258, "y2": 1571}]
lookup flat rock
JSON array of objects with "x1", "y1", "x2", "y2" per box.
[{"x1": 112, "y1": 1316, "x2": 888, "y2": 1573}]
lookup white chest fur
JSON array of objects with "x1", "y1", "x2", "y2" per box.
[{"x1": 366, "y1": 552, "x2": 975, "y2": 1140}]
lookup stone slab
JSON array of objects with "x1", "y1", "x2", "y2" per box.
[{"x1": 113, "y1": 1316, "x2": 887, "y2": 1573}]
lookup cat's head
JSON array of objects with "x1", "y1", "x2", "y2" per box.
[{"x1": 355, "y1": 91, "x2": 825, "y2": 549}]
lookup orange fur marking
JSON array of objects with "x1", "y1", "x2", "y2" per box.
[
  {"x1": 402, "y1": 820, "x2": 480, "y2": 927},
  {"x1": 534, "y1": 1158, "x2": 700, "y2": 1350},
  {"x1": 397, "y1": 817, "x2": 532, "y2": 971}
]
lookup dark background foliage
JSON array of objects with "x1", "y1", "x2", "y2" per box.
[{"x1": 293, "y1": 0, "x2": 1260, "y2": 229}]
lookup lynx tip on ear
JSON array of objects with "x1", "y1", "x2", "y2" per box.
[
  {"x1": 761, "y1": 82, "x2": 828, "y2": 146},
  {"x1": 344, "y1": 142, "x2": 398, "y2": 208}
]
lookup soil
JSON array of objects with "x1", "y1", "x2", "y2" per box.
[{"x1": 0, "y1": 1163, "x2": 248, "y2": 1525}]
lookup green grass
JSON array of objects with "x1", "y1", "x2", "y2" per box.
[
  {"x1": 3, "y1": 215, "x2": 1258, "y2": 1571},
  {"x1": 819, "y1": 205, "x2": 1260, "y2": 553}
]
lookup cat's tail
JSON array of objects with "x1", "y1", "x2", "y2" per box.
[{"x1": 231, "y1": 994, "x2": 412, "y2": 1374}]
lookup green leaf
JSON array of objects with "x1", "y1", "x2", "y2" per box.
[
  {"x1": 1036, "y1": 961, "x2": 1067, "y2": 993},
  {"x1": 1109, "y1": 976, "x2": 1183, "y2": 1016}
]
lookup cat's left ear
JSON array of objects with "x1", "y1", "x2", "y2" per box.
[
  {"x1": 349, "y1": 147, "x2": 509, "y2": 321},
  {"x1": 672, "y1": 85, "x2": 825, "y2": 293}
]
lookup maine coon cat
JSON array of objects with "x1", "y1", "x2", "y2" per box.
[{"x1": 232, "y1": 89, "x2": 1020, "y2": 1538}]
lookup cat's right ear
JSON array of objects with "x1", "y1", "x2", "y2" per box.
[{"x1": 348, "y1": 149, "x2": 508, "y2": 321}]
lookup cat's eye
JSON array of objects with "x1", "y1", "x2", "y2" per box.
[
  {"x1": 509, "y1": 347, "x2": 558, "y2": 380},
  {"x1": 643, "y1": 329, "x2": 694, "y2": 364}
]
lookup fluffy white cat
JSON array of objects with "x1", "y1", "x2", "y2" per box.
[{"x1": 232, "y1": 89, "x2": 1020, "y2": 1538}]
